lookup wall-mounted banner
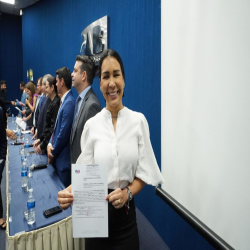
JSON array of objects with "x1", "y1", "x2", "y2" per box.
[{"x1": 80, "y1": 15, "x2": 108, "y2": 66}]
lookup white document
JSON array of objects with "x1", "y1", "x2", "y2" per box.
[
  {"x1": 15, "y1": 106, "x2": 22, "y2": 112},
  {"x1": 72, "y1": 164, "x2": 108, "y2": 238},
  {"x1": 21, "y1": 130, "x2": 31, "y2": 134},
  {"x1": 15, "y1": 117, "x2": 26, "y2": 131}
]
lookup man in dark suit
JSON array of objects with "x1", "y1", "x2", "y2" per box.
[
  {"x1": 35, "y1": 74, "x2": 52, "y2": 140},
  {"x1": 70, "y1": 55, "x2": 101, "y2": 163},
  {"x1": 47, "y1": 67, "x2": 75, "y2": 187},
  {"x1": 0, "y1": 80, "x2": 15, "y2": 107},
  {"x1": 0, "y1": 106, "x2": 7, "y2": 229}
]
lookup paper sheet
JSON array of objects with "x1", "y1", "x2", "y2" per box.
[
  {"x1": 21, "y1": 130, "x2": 31, "y2": 134},
  {"x1": 15, "y1": 106, "x2": 22, "y2": 112},
  {"x1": 72, "y1": 164, "x2": 108, "y2": 238},
  {"x1": 15, "y1": 117, "x2": 27, "y2": 131}
]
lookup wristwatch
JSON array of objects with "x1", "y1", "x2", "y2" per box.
[{"x1": 125, "y1": 187, "x2": 133, "y2": 201}]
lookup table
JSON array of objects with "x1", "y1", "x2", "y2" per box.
[{"x1": 5, "y1": 118, "x2": 84, "y2": 250}]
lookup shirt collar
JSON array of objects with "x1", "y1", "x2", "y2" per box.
[
  {"x1": 102, "y1": 106, "x2": 127, "y2": 118},
  {"x1": 79, "y1": 86, "x2": 91, "y2": 101},
  {"x1": 60, "y1": 90, "x2": 70, "y2": 104}
]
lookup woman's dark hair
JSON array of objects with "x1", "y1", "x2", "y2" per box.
[
  {"x1": 98, "y1": 49, "x2": 125, "y2": 81},
  {"x1": 47, "y1": 76, "x2": 57, "y2": 94}
]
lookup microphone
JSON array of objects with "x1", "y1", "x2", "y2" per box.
[
  {"x1": 30, "y1": 164, "x2": 48, "y2": 171},
  {"x1": 11, "y1": 142, "x2": 24, "y2": 145}
]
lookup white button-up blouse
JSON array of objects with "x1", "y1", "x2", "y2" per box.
[{"x1": 76, "y1": 107, "x2": 164, "y2": 189}]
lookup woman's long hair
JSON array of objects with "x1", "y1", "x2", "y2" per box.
[{"x1": 25, "y1": 82, "x2": 36, "y2": 103}]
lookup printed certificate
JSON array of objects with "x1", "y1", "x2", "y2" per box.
[{"x1": 71, "y1": 164, "x2": 108, "y2": 238}]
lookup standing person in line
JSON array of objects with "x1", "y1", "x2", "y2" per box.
[
  {"x1": 47, "y1": 67, "x2": 75, "y2": 187},
  {"x1": 33, "y1": 76, "x2": 60, "y2": 154},
  {"x1": 0, "y1": 80, "x2": 15, "y2": 107},
  {"x1": 21, "y1": 82, "x2": 38, "y2": 128},
  {"x1": 15, "y1": 81, "x2": 27, "y2": 110},
  {"x1": 33, "y1": 74, "x2": 51, "y2": 140},
  {"x1": 0, "y1": 107, "x2": 7, "y2": 230},
  {"x1": 70, "y1": 55, "x2": 101, "y2": 164},
  {"x1": 31, "y1": 77, "x2": 43, "y2": 135},
  {"x1": 58, "y1": 49, "x2": 164, "y2": 250}
]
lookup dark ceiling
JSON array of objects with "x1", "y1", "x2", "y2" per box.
[{"x1": 0, "y1": 0, "x2": 40, "y2": 16}]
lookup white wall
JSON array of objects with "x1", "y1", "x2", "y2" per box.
[{"x1": 161, "y1": 1, "x2": 250, "y2": 249}]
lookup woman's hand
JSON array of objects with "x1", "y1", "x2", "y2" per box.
[
  {"x1": 106, "y1": 188, "x2": 128, "y2": 209},
  {"x1": 22, "y1": 117, "x2": 27, "y2": 121},
  {"x1": 58, "y1": 188, "x2": 73, "y2": 210},
  {"x1": 21, "y1": 110, "x2": 26, "y2": 115},
  {"x1": 6, "y1": 129, "x2": 17, "y2": 141},
  {"x1": 25, "y1": 99, "x2": 30, "y2": 105}
]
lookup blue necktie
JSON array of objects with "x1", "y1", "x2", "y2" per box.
[{"x1": 72, "y1": 96, "x2": 81, "y2": 132}]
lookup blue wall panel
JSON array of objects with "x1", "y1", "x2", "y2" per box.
[
  {"x1": 22, "y1": 0, "x2": 214, "y2": 249},
  {"x1": 0, "y1": 13, "x2": 23, "y2": 115}
]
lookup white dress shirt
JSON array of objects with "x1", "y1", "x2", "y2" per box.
[
  {"x1": 76, "y1": 107, "x2": 164, "y2": 189},
  {"x1": 33, "y1": 95, "x2": 41, "y2": 126}
]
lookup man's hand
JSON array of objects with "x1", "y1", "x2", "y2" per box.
[
  {"x1": 6, "y1": 129, "x2": 17, "y2": 141},
  {"x1": 31, "y1": 127, "x2": 34, "y2": 134},
  {"x1": 19, "y1": 102, "x2": 25, "y2": 107},
  {"x1": 11, "y1": 101, "x2": 16, "y2": 106},
  {"x1": 31, "y1": 130, "x2": 37, "y2": 140},
  {"x1": 47, "y1": 145, "x2": 54, "y2": 163},
  {"x1": 33, "y1": 139, "x2": 40, "y2": 148},
  {"x1": 35, "y1": 145, "x2": 42, "y2": 155}
]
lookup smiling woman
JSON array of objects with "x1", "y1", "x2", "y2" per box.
[{"x1": 58, "y1": 49, "x2": 164, "y2": 250}]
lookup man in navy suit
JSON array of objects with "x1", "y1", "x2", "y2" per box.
[{"x1": 47, "y1": 67, "x2": 75, "y2": 187}]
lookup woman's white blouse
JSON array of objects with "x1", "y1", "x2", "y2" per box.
[{"x1": 76, "y1": 107, "x2": 164, "y2": 189}]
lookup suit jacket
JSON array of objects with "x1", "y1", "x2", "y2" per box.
[
  {"x1": 37, "y1": 96, "x2": 51, "y2": 139},
  {"x1": 70, "y1": 88, "x2": 101, "y2": 164},
  {"x1": 40, "y1": 95, "x2": 60, "y2": 151},
  {"x1": 49, "y1": 90, "x2": 75, "y2": 187},
  {"x1": 35, "y1": 94, "x2": 45, "y2": 130},
  {"x1": 0, "y1": 90, "x2": 11, "y2": 105},
  {"x1": 0, "y1": 99, "x2": 7, "y2": 127},
  {"x1": 0, "y1": 107, "x2": 7, "y2": 164}
]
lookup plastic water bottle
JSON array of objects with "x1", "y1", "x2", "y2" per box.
[
  {"x1": 24, "y1": 137, "x2": 30, "y2": 155},
  {"x1": 21, "y1": 159, "x2": 28, "y2": 191},
  {"x1": 16, "y1": 128, "x2": 21, "y2": 142},
  {"x1": 12, "y1": 114, "x2": 14, "y2": 123},
  {"x1": 20, "y1": 144, "x2": 25, "y2": 160},
  {"x1": 27, "y1": 189, "x2": 35, "y2": 225}
]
